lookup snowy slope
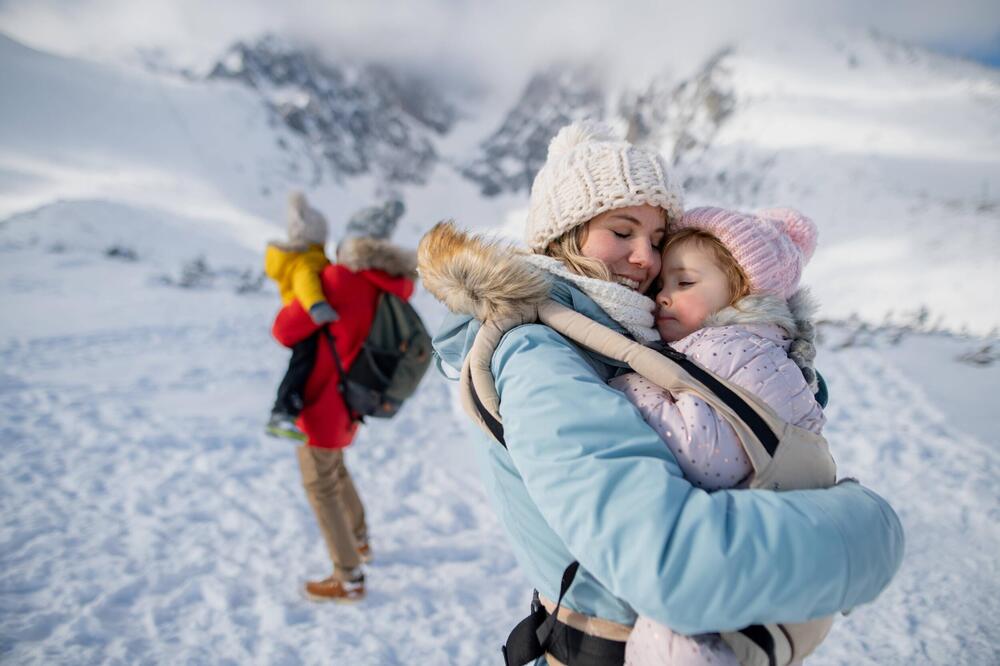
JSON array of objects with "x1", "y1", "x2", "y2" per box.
[
  {"x1": 0, "y1": 33, "x2": 281, "y2": 247},
  {"x1": 0, "y1": 33, "x2": 513, "y2": 255},
  {"x1": 3, "y1": 207, "x2": 999, "y2": 664},
  {"x1": 2, "y1": 31, "x2": 1000, "y2": 665}
]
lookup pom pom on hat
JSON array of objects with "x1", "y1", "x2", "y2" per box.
[
  {"x1": 525, "y1": 120, "x2": 684, "y2": 251},
  {"x1": 546, "y1": 121, "x2": 617, "y2": 160},
  {"x1": 757, "y1": 207, "x2": 818, "y2": 261}
]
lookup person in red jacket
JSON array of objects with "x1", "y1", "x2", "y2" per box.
[{"x1": 271, "y1": 201, "x2": 415, "y2": 602}]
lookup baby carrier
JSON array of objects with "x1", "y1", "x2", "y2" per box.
[{"x1": 461, "y1": 299, "x2": 837, "y2": 666}]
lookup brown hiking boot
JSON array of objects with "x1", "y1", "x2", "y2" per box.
[
  {"x1": 357, "y1": 540, "x2": 373, "y2": 564},
  {"x1": 304, "y1": 574, "x2": 365, "y2": 603}
]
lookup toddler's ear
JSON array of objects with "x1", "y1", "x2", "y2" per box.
[{"x1": 758, "y1": 207, "x2": 817, "y2": 261}]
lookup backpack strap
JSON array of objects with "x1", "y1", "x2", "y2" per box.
[
  {"x1": 321, "y1": 326, "x2": 363, "y2": 423},
  {"x1": 321, "y1": 326, "x2": 348, "y2": 397}
]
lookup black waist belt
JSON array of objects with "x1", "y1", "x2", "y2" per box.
[{"x1": 502, "y1": 562, "x2": 627, "y2": 666}]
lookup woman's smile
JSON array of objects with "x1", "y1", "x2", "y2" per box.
[{"x1": 613, "y1": 274, "x2": 641, "y2": 290}]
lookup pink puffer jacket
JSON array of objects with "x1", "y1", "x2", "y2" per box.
[{"x1": 611, "y1": 292, "x2": 824, "y2": 491}]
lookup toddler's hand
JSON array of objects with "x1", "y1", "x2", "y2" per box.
[{"x1": 309, "y1": 302, "x2": 339, "y2": 325}]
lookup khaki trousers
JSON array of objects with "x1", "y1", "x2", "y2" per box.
[{"x1": 296, "y1": 445, "x2": 367, "y2": 579}]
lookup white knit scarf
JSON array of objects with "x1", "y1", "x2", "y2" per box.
[{"x1": 523, "y1": 254, "x2": 660, "y2": 343}]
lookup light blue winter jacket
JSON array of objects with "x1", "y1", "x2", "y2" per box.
[{"x1": 433, "y1": 277, "x2": 904, "y2": 634}]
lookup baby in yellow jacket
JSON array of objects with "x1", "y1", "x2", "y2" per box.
[
  {"x1": 265, "y1": 192, "x2": 338, "y2": 324},
  {"x1": 265, "y1": 192, "x2": 338, "y2": 440}
]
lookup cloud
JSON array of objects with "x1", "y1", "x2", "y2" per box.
[{"x1": 1, "y1": 0, "x2": 996, "y2": 94}]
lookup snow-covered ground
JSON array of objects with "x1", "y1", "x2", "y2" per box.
[
  {"x1": 2, "y1": 30, "x2": 1000, "y2": 665},
  {"x1": 3, "y1": 216, "x2": 998, "y2": 664}
]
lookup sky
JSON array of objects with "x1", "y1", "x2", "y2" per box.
[{"x1": 0, "y1": 0, "x2": 997, "y2": 92}]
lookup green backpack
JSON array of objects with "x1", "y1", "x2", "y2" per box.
[{"x1": 325, "y1": 292, "x2": 432, "y2": 420}]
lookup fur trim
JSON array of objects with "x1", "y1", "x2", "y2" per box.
[
  {"x1": 786, "y1": 288, "x2": 820, "y2": 390},
  {"x1": 704, "y1": 289, "x2": 818, "y2": 335},
  {"x1": 704, "y1": 293, "x2": 798, "y2": 333},
  {"x1": 786, "y1": 287, "x2": 819, "y2": 325},
  {"x1": 704, "y1": 288, "x2": 821, "y2": 391},
  {"x1": 338, "y1": 237, "x2": 418, "y2": 279},
  {"x1": 417, "y1": 221, "x2": 551, "y2": 321}
]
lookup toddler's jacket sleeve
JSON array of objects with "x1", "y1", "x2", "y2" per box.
[{"x1": 290, "y1": 253, "x2": 330, "y2": 312}]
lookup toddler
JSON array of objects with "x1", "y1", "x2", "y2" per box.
[
  {"x1": 265, "y1": 192, "x2": 339, "y2": 440},
  {"x1": 610, "y1": 206, "x2": 825, "y2": 666}
]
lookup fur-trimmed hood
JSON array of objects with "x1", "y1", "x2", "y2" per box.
[
  {"x1": 417, "y1": 221, "x2": 551, "y2": 321},
  {"x1": 701, "y1": 289, "x2": 820, "y2": 390},
  {"x1": 338, "y1": 237, "x2": 418, "y2": 280},
  {"x1": 704, "y1": 289, "x2": 818, "y2": 338}
]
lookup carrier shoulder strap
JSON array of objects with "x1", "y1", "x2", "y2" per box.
[
  {"x1": 460, "y1": 299, "x2": 789, "y2": 475},
  {"x1": 459, "y1": 307, "x2": 538, "y2": 448}
]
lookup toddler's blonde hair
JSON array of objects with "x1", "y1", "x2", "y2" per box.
[{"x1": 662, "y1": 229, "x2": 751, "y2": 306}]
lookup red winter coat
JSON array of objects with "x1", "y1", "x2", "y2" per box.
[{"x1": 272, "y1": 258, "x2": 415, "y2": 449}]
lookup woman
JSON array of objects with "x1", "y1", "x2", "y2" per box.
[
  {"x1": 419, "y1": 122, "x2": 903, "y2": 664},
  {"x1": 272, "y1": 219, "x2": 418, "y2": 602}
]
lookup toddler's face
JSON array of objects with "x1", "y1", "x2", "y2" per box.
[{"x1": 655, "y1": 241, "x2": 733, "y2": 342}]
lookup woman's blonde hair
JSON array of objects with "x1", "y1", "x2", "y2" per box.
[
  {"x1": 540, "y1": 224, "x2": 612, "y2": 282},
  {"x1": 662, "y1": 229, "x2": 751, "y2": 305}
]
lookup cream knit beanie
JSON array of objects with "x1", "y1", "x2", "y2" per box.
[{"x1": 525, "y1": 121, "x2": 684, "y2": 252}]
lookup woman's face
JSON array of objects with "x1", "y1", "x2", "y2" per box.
[{"x1": 580, "y1": 205, "x2": 666, "y2": 292}]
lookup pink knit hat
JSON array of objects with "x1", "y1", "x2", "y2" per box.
[{"x1": 672, "y1": 206, "x2": 818, "y2": 298}]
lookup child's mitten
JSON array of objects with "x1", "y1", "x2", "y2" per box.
[{"x1": 309, "y1": 302, "x2": 339, "y2": 325}]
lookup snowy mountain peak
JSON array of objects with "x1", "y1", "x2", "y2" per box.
[
  {"x1": 619, "y1": 47, "x2": 736, "y2": 164},
  {"x1": 459, "y1": 53, "x2": 739, "y2": 197},
  {"x1": 460, "y1": 64, "x2": 606, "y2": 196}
]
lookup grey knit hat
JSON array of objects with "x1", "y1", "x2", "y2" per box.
[
  {"x1": 525, "y1": 121, "x2": 684, "y2": 252},
  {"x1": 286, "y1": 191, "x2": 328, "y2": 246},
  {"x1": 342, "y1": 199, "x2": 405, "y2": 242}
]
